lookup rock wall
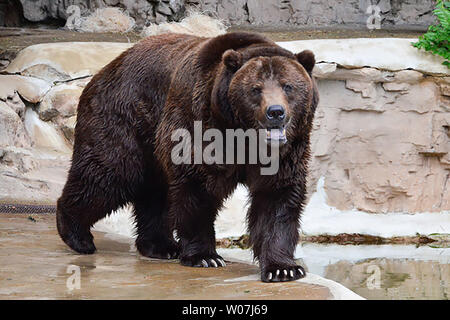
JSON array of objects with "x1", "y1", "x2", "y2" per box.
[
  {"x1": 189, "y1": 0, "x2": 436, "y2": 28},
  {"x1": 0, "y1": 42, "x2": 133, "y2": 205},
  {"x1": 310, "y1": 68, "x2": 450, "y2": 213},
  {"x1": 11, "y1": 0, "x2": 436, "y2": 29},
  {"x1": 280, "y1": 38, "x2": 450, "y2": 213},
  {"x1": 0, "y1": 39, "x2": 449, "y2": 213}
]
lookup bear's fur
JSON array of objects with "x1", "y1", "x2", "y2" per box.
[{"x1": 56, "y1": 32, "x2": 319, "y2": 282}]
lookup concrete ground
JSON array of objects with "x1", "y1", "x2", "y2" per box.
[{"x1": 0, "y1": 213, "x2": 333, "y2": 299}]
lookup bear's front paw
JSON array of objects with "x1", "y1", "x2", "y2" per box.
[
  {"x1": 261, "y1": 264, "x2": 306, "y2": 282},
  {"x1": 180, "y1": 253, "x2": 226, "y2": 268}
]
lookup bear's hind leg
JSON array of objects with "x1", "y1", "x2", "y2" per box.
[
  {"x1": 133, "y1": 179, "x2": 179, "y2": 259},
  {"x1": 57, "y1": 202, "x2": 97, "y2": 254},
  {"x1": 57, "y1": 191, "x2": 121, "y2": 254},
  {"x1": 57, "y1": 170, "x2": 133, "y2": 254}
]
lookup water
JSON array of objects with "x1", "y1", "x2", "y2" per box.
[
  {"x1": 299, "y1": 243, "x2": 449, "y2": 299},
  {"x1": 220, "y1": 243, "x2": 449, "y2": 300},
  {"x1": 93, "y1": 184, "x2": 450, "y2": 300}
]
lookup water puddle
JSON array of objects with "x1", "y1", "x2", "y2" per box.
[
  {"x1": 295, "y1": 243, "x2": 449, "y2": 300},
  {"x1": 219, "y1": 243, "x2": 449, "y2": 299}
]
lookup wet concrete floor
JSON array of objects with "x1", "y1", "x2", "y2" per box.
[{"x1": 0, "y1": 214, "x2": 331, "y2": 299}]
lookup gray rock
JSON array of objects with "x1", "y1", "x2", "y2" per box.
[
  {"x1": 104, "y1": 0, "x2": 120, "y2": 5},
  {"x1": 247, "y1": 0, "x2": 291, "y2": 25},
  {"x1": 156, "y1": 1, "x2": 173, "y2": 16},
  {"x1": 0, "y1": 147, "x2": 37, "y2": 173},
  {"x1": 0, "y1": 59, "x2": 10, "y2": 71},
  {"x1": 5, "y1": 92, "x2": 26, "y2": 120},
  {"x1": 216, "y1": 0, "x2": 248, "y2": 25},
  {"x1": 17, "y1": 0, "x2": 436, "y2": 29},
  {"x1": 0, "y1": 101, "x2": 32, "y2": 148}
]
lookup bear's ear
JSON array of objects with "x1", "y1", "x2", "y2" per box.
[
  {"x1": 295, "y1": 50, "x2": 315, "y2": 75},
  {"x1": 223, "y1": 49, "x2": 243, "y2": 72}
]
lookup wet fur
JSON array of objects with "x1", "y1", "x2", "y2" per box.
[{"x1": 56, "y1": 32, "x2": 319, "y2": 282}]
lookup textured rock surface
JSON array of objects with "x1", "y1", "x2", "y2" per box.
[
  {"x1": 4, "y1": 42, "x2": 133, "y2": 82},
  {"x1": 141, "y1": 11, "x2": 227, "y2": 37},
  {"x1": 12, "y1": 0, "x2": 436, "y2": 29},
  {"x1": 0, "y1": 149, "x2": 70, "y2": 205},
  {"x1": 280, "y1": 38, "x2": 450, "y2": 76},
  {"x1": 66, "y1": 7, "x2": 136, "y2": 33},
  {"x1": 0, "y1": 101, "x2": 31, "y2": 148},
  {"x1": 37, "y1": 84, "x2": 83, "y2": 121},
  {"x1": 308, "y1": 71, "x2": 450, "y2": 213},
  {"x1": 0, "y1": 74, "x2": 51, "y2": 103},
  {"x1": 17, "y1": 0, "x2": 185, "y2": 26},
  {"x1": 1, "y1": 39, "x2": 449, "y2": 214},
  {"x1": 191, "y1": 0, "x2": 436, "y2": 28}
]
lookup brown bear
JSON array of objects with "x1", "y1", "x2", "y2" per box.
[{"x1": 56, "y1": 32, "x2": 318, "y2": 282}]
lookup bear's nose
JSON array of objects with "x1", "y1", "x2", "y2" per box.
[{"x1": 266, "y1": 105, "x2": 286, "y2": 122}]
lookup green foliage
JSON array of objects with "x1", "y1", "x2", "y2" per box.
[{"x1": 412, "y1": 0, "x2": 450, "y2": 68}]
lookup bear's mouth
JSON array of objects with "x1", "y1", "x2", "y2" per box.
[{"x1": 265, "y1": 127, "x2": 287, "y2": 145}]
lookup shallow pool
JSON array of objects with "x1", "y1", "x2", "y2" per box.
[
  {"x1": 220, "y1": 243, "x2": 449, "y2": 300},
  {"x1": 297, "y1": 244, "x2": 450, "y2": 299}
]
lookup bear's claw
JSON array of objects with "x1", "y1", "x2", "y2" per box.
[
  {"x1": 180, "y1": 254, "x2": 226, "y2": 268},
  {"x1": 262, "y1": 265, "x2": 305, "y2": 282}
]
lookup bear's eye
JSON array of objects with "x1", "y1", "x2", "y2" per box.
[
  {"x1": 251, "y1": 86, "x2": 262, "y2": 95},
  {"x1": 283, "y1": 84, "x2": 294, "y2": 94}
]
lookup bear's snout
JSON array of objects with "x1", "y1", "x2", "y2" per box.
[{"x1": 266, "y1": 105, "x2": 286, "y2": 123}]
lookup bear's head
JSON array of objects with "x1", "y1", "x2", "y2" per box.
[{"x1": 209, "y1": 38, "x2": 318, "y2": 146}]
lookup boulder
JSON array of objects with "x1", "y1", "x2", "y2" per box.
[
  {"x1": 59, "y1": 115, "x2": 77, "y2": 144},
  {"x1": 0, "y1": 101, "x2": 31, "y2": 148},
  {"x1": 38, "y1": 84, "x2": 83, "y2": 122},
  {"x1": 23, "y1": 109, "x2": 71, "y2": 154},
  {"x1": 280, "y1": 38, "x2": 450, "y2": 76},
  {"x1": 0, "y1": 75, "x2": 51, "y2": 104},
  {"x1": 5, "y1": 42, "x2": 133, "y2": 81},
  {"x1": 4, "y1": 92, "x2": 26, "y2": 120},
  {"x1": 313, "y1": 63, "x2": 337, "y2": 78}
]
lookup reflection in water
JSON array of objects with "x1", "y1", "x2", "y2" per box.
[
  {"x1": 295, "y1": 244, "x2": 449, "y2": 300},
  {"x1": 324, "y1": 259, "x2": 448, "y2": 300}
]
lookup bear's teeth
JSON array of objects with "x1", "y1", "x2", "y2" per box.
[{"x1": 265, "y1": 128, "x2": 286, "y2": 141}]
